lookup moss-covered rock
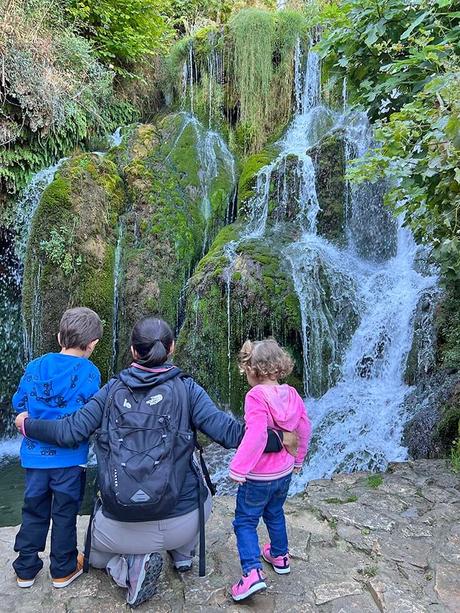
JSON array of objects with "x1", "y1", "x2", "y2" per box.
[
  {"x1": 403, "y1": 281, "x2": 460, "y2": 458},
  {"x1": 237, "y1": 130, "x2": 347, "y2": 244},
  {"x1": 175, "y1": 225, "x2": 303, "y2": 412},
  {"x1": 308, "y1": 132, "x2": 346, "y2": 242},
  {"x1": 435, "y1": 282, "x2": 460, "y2": 370},
  {"x1": 116, "y1": 113, "x2": 235, "y2": 368},
  {"x1": 22, "y1": 153, "x2": 125, "y2": 378},
  {"x1": 404, "y1": 288, "x2": 438, "y2": 385}
]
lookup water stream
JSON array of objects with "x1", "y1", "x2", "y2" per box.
[
  {"x1": 0, "y1": 40, "x2": 439, "y2": 501},
  {"x1": 219, "y1": 42, "x2": 438, "y2": 494}
]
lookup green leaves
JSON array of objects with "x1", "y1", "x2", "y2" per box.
[
  {"x1": 400, "y1": 11, "x2": 431, "y2": 40},
  {"x1": 317, "y1": 0, "x2": 460, "y2": 280},
  {"x1": 66, "y1": 0, "x2": 170, "y2": 71}
]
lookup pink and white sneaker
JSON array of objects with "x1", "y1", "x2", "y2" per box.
[
  {"x1": 231, "y1": 568, "x2": 267, "y2": 601},
  {"x1": 261, "y1": 543, "x2": 290, "y2": 574}
]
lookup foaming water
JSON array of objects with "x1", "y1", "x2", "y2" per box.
[
  {"x1": 0, "y1": 437, "x2": 21, "y2": 465},
  {"x1": 222, "y1": 41, "x2": 439, "y2": 490},
  {"x1": 290, "y1": 223, "x2": 437, "y2": 492}
]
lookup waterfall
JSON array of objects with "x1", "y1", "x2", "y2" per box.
[
  {"x1": 242, "y1": 46, "x2": 333, "y2": 241},
  {"x1": 0, "y1": 159, "x2": 66, "y2": 436},
  {"x1": 109, "y1": 222, "x2": 124, "y2": 377},
  {"x1": 167, "y1": 112, "x2": 235, "y2": 254},
  {"x1": 109, "y1": 127, "x2": 123, "y2": 148},
  {"x1": 220, "y1": 41, "x2": 439, "y2": 487},
  {"x1": 14, "y1": 160, "x2": 67, "y2": 260}
]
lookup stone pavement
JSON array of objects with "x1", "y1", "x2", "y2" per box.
[{"x1": 0, "y1": 459, "x2": 459, "y2": 612}]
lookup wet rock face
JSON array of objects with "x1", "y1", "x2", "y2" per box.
[
  {"x1": 403, "y1": 371, "x2": 460, "y2": 459},
  {"x1": 309, "y1": 132, "x2": 346, "y2": 243},
  {"x1": 115, "y1": 114, "x2": 235, "y2": 369},
  {"x1": 1, "y1": 460, "x2": 459, "y2": 612},
  {"x1": 22, "y1": 154, "x2": 125, "y2": 378},
  {"x1": 404, "y1": 288, "x2": 439, "y2": 386},
  {"x1": 403, "y1": 283, "x2": 460, "y2": 459},
  {"x1": 175, "y1": 226, "x2": 304, "y2": 412}
]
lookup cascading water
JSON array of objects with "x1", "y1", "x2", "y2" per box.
[
  {"x1": 0, "y1": 160, "x2": 66, "y2": 438},
  {"x1": 167, "y1": 112, "x2": 235, "y2": 254},
  {"x1": 284, "y1": 54, "x2": 438, "y2": 490},
  {"x1": 109, "y1": 222, "x2": 124, "y2": 378},
  {"x1": 214, "y1": 41, "x2": 438, "y2": 494}
]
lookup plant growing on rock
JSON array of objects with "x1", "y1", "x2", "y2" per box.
[{"x1": 40, "y1": 225, "x2": 82, "y2": 277}]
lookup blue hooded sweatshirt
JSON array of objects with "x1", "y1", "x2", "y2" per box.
[{"x1": 13, "y1": 353, "x2": 101, "y2": 468}]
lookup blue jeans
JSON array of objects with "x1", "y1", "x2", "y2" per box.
[
  {"x1": 233, "y1": 474, "x2": 291, "y2": 574},
  {"x1": 13, "y1": 467, "x2": 86, "y2": 579}
]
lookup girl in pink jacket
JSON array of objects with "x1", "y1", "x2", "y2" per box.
[{"x1": 229, "y1": 339, "x2": 311, "y2": 601}]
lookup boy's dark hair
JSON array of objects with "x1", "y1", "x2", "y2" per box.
[
  {"x1": 131, "y1": 317, "x2": 174, "y2": 367},
  {"x1": 59, "y1": 307, "x2": 103, "y2": 350}
]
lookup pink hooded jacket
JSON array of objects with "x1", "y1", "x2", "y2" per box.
[{"x1": 229, "y1": 384, "x2": 312, "y2": 482}]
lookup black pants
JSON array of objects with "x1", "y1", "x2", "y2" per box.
[{"x1": 13, "y1": 466, "x2": 86, "y2": 579}]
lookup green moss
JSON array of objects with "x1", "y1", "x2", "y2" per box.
[
  {"x1": 437, "y1": 403, "x2": 460, "y2": 448},
  {"x1": 116, "y1": 113, "x2": 235, "y2": 368},
  {"x1": 367, "y1": 475, "x2": 383, "y2": 489},
  {"x1": 176, "y1": 225, "x2": 303, "y2": 411},
  {"x1": 308, "y1": 132, "x2": 346, "y2": 242},
  {"x1": 436, "y1": 283, "x2": 460, "y2": 370},
  {"x1": 325, "y1": 495, "x2": 358, "y2": 504},
  {"x1": 22, "y1": 153, "x2": 125, "y2": 379},
  {"x1": 238, "y1": 150, "x2": 277, "y2": 210}
]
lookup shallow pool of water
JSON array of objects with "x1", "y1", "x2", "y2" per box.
[{"x1": 0, "y1": 458, "x2": 97, "y2": 527}]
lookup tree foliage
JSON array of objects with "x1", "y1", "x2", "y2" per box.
[
  {"x1": 66, "y1": 0, "x2": 170, "y2": 72},
  {"x1": 318, "y1": 0, "x2": 460, "y2": 279}
]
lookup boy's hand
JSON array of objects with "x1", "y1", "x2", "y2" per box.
[
  {"x1": 15, "y1": 412, "x2": 28, "y2": 435},
  {"x1": 283, "y1": 431, "x2": 299, "y2": 457}
]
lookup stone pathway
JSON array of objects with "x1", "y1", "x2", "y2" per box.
[{"x1": 0, "y1": 460, "x2": 459, "y2": 612}]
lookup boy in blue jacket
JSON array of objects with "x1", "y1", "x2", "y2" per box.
[{"x1": 13, "y1": 307, "x2": 102, "y2": 589}]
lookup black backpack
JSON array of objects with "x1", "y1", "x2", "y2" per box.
[
  {"x1": 94, "y1": 374, "x2": 195, "y2": 522},
  {"x1": 84, "y1": 372, "x2": 215, "y2": 576}
]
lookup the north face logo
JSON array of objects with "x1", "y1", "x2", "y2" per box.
[
  {"x1": 123, "y1": 399, "x2": 132, "y2": 409},
  {"x1": 130, "y1": 489, "x2": 151, "y2": 503},
  {"x1": 146, "y1": 394, "x2": 163, "y2": 406}
]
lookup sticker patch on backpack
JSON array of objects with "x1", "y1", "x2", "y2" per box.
[
  {"x1": 130, "y1": 489, "x2": 151, "y2": 503},
  {"x1": 146, "y1": 394, "x2": 163, "y2": 406}
]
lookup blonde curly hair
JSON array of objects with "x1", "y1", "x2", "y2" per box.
[{"x1": 238, "y1": 338, "x2": 294, "y2": 381}]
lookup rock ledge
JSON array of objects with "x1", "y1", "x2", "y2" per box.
[{"x1": 1, "y1": 459, "x2": 459, "y2": 612}]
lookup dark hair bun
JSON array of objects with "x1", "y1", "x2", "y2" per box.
[{"x1": 131, "y1": 318, "x2": 174, "y2": 367}]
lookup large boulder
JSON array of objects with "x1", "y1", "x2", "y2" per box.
[
  {"x1": 175, "y1": 223, "x2": 303, "y2": 412},
  {"x1": 237, "y1": 131, "x2": 347, "y2": 244},
  {"x1": 114, "y1": 113, "x2": 235, "y2": 368},
  {"x1": 22, "y1": 153, "x2": 125, "y2": 378}
]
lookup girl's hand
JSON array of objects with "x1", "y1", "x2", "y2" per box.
[
  {"x1": 15, "y1": 412, "x2": 28, "y2": 435},
  {"x1": 283, "y1": 431, "x2": 299, "y2": 457},
  {"x1": 293, "y1": 467, "x2": 301, "y2": 474},
  {"x1": 230, "y1": 475, "x2": 246, "y2": 484}
]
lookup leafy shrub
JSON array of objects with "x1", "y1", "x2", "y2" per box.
[
  {"x1": 66, "y1": 0, "x2": 170, "y2": 72},
  {"x1": 318, "y1": 0, "x2": 460, "y2": 279},
  {"x1": 0, "y1": 0, "x2": 138, "y2": 201}
]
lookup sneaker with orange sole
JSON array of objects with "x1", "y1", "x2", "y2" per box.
[{"x1": 52, "y1": 552, "x2": 84, "y2": 588}]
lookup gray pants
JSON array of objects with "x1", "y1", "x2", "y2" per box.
[{"x1": 89, "y1": 495, "x2": 212, "y2": 587}]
